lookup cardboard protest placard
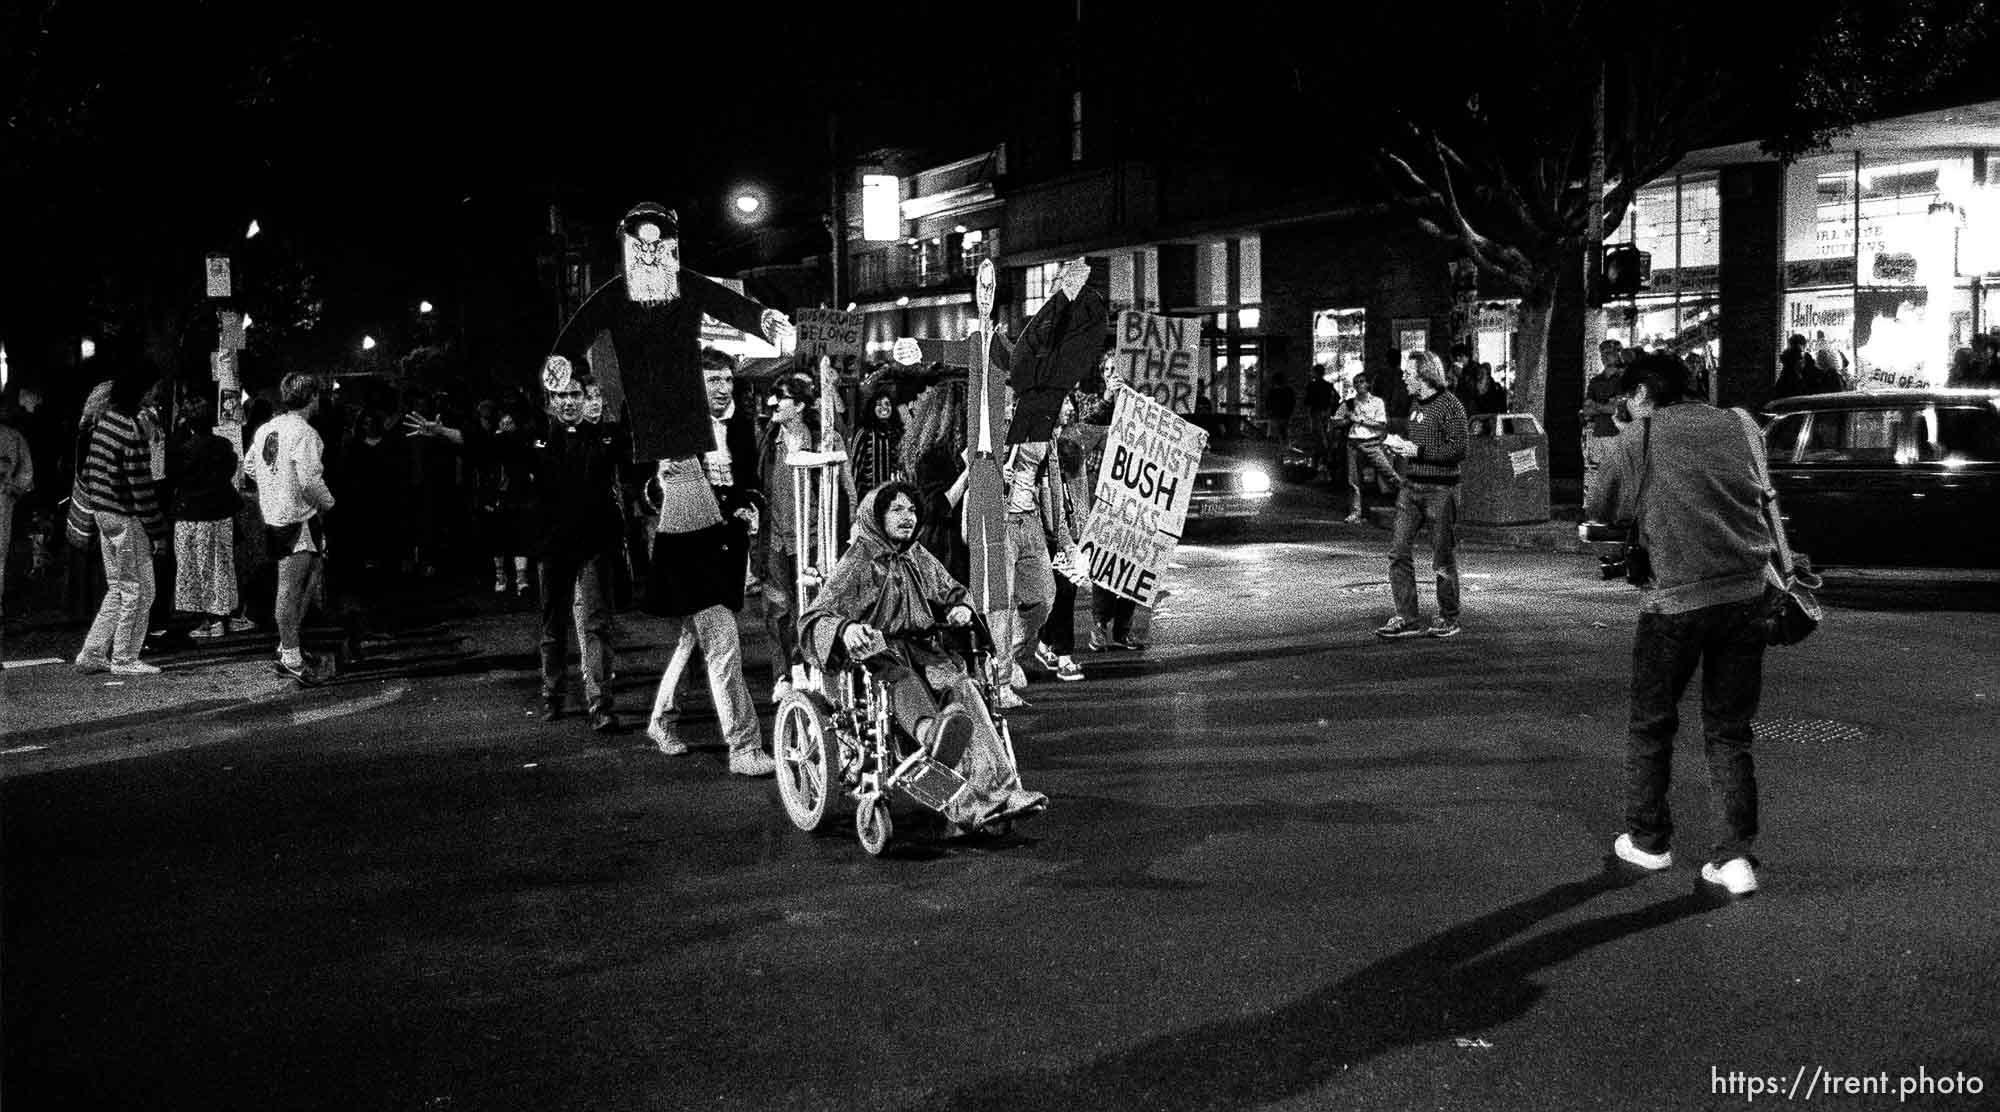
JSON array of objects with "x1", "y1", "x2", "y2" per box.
[
  {"x1": 793, "y1": 307, "x2": 866, "y2": 379},
  {"x1": 1111, "y1": 310, "x2": 1206, "y2": 415},
  {"x1": 1078, "y1": 388, "x2": 1208, "y2": 606}
]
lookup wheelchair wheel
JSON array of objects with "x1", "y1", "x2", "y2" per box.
[
  {"x1": 856, "y1": 794, "x2": 893, "y2": 856},
  {"x1": 774, "y1": 691, "x2": 839, "y2": 832}
]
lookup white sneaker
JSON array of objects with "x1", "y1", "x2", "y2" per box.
[
  {"x1": 108, "y1": 660, "x2": 162, "y2": 676},
  {"x1": 1033, "y1": 642, "x2": 1060, "y2": 672},
  {"x1": 1614, "y1": 833, "x2": 1673, "y2": 871},
  {"x1": 771, "y1": 679, "x2": 794, "y2": 705},
  {"x1": 1701, "y1": 857, "x2": 1759, "y2": 896},
  {"x1": 189, "y1": 622, "x2": 224, "y2": 639},
  {"x1": 993, "y1": 687, "x2": 1029, "y2": 710},
  {"x1": 1054, "y1": 655, "x2": 1084, "y2": 682}
]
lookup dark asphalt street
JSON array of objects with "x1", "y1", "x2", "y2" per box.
[{"x1": 5, "y1": 517, "x2": 1998, "y2": 1111}]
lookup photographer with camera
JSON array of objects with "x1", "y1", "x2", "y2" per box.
[{"x1": 1587, "y1": 352, "x2": 1781, "y2": 898}]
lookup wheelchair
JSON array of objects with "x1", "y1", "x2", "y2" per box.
[{"x1": 772, "y1": 614, "x2": 1027, "y2": 856}]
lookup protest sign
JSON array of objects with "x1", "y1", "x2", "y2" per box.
[
  {"x1": 793, "y1": 307, "x2": 866, "y2": 379},
  {"x1": 1111, "y1": 310, "x2": 1206, "y2": 414},
  {"x1": 1078, "y1": 387, "x2": 1208, "y2": 606}
]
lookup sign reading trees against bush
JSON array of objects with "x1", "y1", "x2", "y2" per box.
[
  {"x1": 1111, "y1": 310, "x2": 1206, "y2": 414},
  {"x1": 793, "y1": 308, "x2": 865, "y2": 378},
  {"x1": 1077, "y1": 387, "x2": 1208, "y2": 606}
]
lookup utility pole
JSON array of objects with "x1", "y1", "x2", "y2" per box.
[
  {"x1": 827, "y1": 111, "x2": 843, "y2": 309},
  {"x1": 1584, "y1": 62, "x2": 1607, "y2": 356}
]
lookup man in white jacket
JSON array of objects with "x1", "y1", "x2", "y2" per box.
[{"x1": 245, "y1": 372, "x2": 336, "y2": 685}]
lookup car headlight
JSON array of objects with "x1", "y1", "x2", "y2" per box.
[{"x1": 1240, "y1": 468, "x2": 1272, "y2": 494}]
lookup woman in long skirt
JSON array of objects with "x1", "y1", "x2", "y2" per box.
[{"x1": 171, "y1": 399, "x2": 243, "y2": 637}]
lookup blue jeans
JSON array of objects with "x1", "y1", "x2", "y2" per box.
[
  {"x1": 540, "y1": 551, "x2": 614, "y2": 712},
  {"x1": 1388, "y1": 482, "x2": 1459, "y2": 622},
  {"x1": 1625, "y1": 595, "x2": 1767, "y2": 864}
]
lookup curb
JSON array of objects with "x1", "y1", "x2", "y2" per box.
[{"x1": 1, "y1": 680, "x2": 413, "y2": 776}]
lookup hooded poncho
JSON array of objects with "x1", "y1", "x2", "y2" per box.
[{"x1": 801, "y1": 485, "x2": 968, "y2": 669}]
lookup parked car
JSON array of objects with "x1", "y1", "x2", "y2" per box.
[{"x1": 1760, "y1": 388, "x2": 2000, "y2": 568}]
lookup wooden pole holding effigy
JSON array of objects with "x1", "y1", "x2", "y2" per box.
[{"x1": 963, "y1": 259, "x2": 1010, "y2": 613}]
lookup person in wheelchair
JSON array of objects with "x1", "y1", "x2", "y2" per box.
[{"x1": 801, "y1": 481, "x2": 1048, "y2": 831}]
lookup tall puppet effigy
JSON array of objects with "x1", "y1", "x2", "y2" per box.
[{"x1": 541, "y1": 202, "x2": 796, "y2": 607}]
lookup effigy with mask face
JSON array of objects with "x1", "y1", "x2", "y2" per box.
[{"x1": 543, "y1": 202, "x2": 795, "y2": 464}]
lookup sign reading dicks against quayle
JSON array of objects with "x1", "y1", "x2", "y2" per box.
[
  {"x1": 1078, "y1": 388, "x2": 1208, "y2": 606},
  {"x1": 1113, "y1": 310, "x2": 1206, "y2": 414},
  {"x1": 793, "y1": 308, "x2": 865, "y2": 377}
]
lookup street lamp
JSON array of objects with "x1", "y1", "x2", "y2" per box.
[
  {"x1": 361, "y1": 335, "x2": 377, "y2": 352},
  {"x1": 734, "y1": 194, "x2": 761, "y2": 218},
  {"x1": 246, "y1": 219, "x2": 261, "y2": 240},
  {"x1": 419, "y1": 300, "x2": 434, "y2": 315}
]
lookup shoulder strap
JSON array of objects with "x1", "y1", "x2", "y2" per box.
[
  {"x1": 1735, "y1": 408, "x2": 1796, "y2": 577},
  {"x1": 1630, "y1": 418, "x2": 1652, "y2": 546}
]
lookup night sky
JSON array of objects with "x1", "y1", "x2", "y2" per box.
[{"x1": 4, "y1": 1, "x2": 1028, "y2": 377}]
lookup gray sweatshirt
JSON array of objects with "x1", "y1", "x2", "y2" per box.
[{"x1": 1587, "y1": 404, "x2": 1780, "y2": 615}]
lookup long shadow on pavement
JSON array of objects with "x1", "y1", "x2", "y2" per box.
[{"x1": 898, "y1": 861, "x2": 1722, "y2": 1112}]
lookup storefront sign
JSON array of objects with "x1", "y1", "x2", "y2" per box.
[
  {"x1": 1394, "y1": 318, "x2": 1429, "y2": 356},
  {"x1": 1078, "y1": 388, "x2": 1207, "y2": 606},
  {"x1": 205, "y1": 254, "x2": 231, "y2": 299},
  {"x1": 793, "y1": 307, "x2": 866, "y2": 378},
  {"x1": 1784, "y1": 257, "x2": 1858, "y2": 289},
  {"x1": 1113, "y1": 310, "x2": 1205, "y2": 413}
]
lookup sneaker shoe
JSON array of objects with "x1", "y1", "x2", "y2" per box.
[
  {"x1": 1375, "y1": 616, "x2": 1426, "y2": 639},
  {"x1": 1033, "y1": 642, "x2": 1060, "y2": 673},
  {"x1": 1701, "y1": 857, "x2": 1759, "y2": 896},
  {"x1": 1343, "y1": 513, "x2": 1362, "y2": 524},
  {"x1": 993, "y1": 686, "x2": 1029, "y2": 710},
  {"x1": 108, "y1": 659, "x2": 162, "y2": 676},
  {"x1": 588, "y1": 708, "x2": 620, "y2": 734},
  {"x1": 493, "y1": 577, "x2": 508, "y2": 594},
  {"x1": 771, "y1": 679, "x2": 794, "y2": 705},
  {"x1": 74, "y1": 654, "x2": 111, "y2": 675},
  {"x1": 225, "y1": 617, "x2": 257, "y2": 633},
  {"x1": 189, "y1": 622, "x2": 224, "y2": 639},
  {"x1": 1425, "y1": 617, "x2": 1462, "y2": 639},
  {"x1": 647, "y1": 721, "x2": 689, "y2": 755},
  {"x1": 1614, "y1": 833, "x2": 1673, "y2": 871},
  {"x1": 541, "y1": 697, "x2": 564, "y2": 723},
  {"x1": 273, "y1": 655, "x2": 323, "y2": 687},
  {"x1": 729, "y1": 750, "x2": 777, "y2": 777},
  {"x1": 1055, "y1": 655, "x2": 1085, "y2": 682},
  {"x1": 1087, "y1": 623, "x2": 1129, "y2": 652}
]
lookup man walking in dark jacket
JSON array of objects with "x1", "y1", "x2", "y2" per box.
[
  {"x1": 643, "y1": 349, "x2": 772, "y2": 775},
  {"x1": 1376, "y1": 350, "x2": 1469, "y2": 640},
  {"x1": 532, "y1": 375, "x2": 630, "y2": 732},
  {"x1": 1588, "y1": 352, "x2": 1778, "y2": 897}
]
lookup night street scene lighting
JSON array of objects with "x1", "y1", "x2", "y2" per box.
[{"x1": 3, "y1": 3, "x2": 2000, "y2": 1110}]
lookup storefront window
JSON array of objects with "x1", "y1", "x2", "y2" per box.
[
  {"x1": 1610, "y1": 174, "x2": 1722, "y2": 385},
  {"x1": 1852, "y1": 152, "x2": 1981, "y2": 389},
  {"x1": 1470, "y1": 300, "x2": 1519, "y2": 387}
]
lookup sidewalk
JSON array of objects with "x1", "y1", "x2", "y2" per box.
[{"x1": 1, "y1": 569, "x2": 523, "y2": 749}]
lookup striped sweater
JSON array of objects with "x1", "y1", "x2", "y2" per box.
[
  {"x1": 1403, "y1": 389, "x2": 1469, "y2": 485},
  {"x1": 80, "y1": 410, "x2": 166, "y2": 543}
]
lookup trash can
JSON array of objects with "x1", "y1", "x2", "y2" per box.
[{"x1": 1460, "y1": 412, "x2": 1550, "y2": 526}]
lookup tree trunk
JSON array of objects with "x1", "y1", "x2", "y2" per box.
[{"x1": 1512, "y1": 279, "x2": 1556, "y2": 430}]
